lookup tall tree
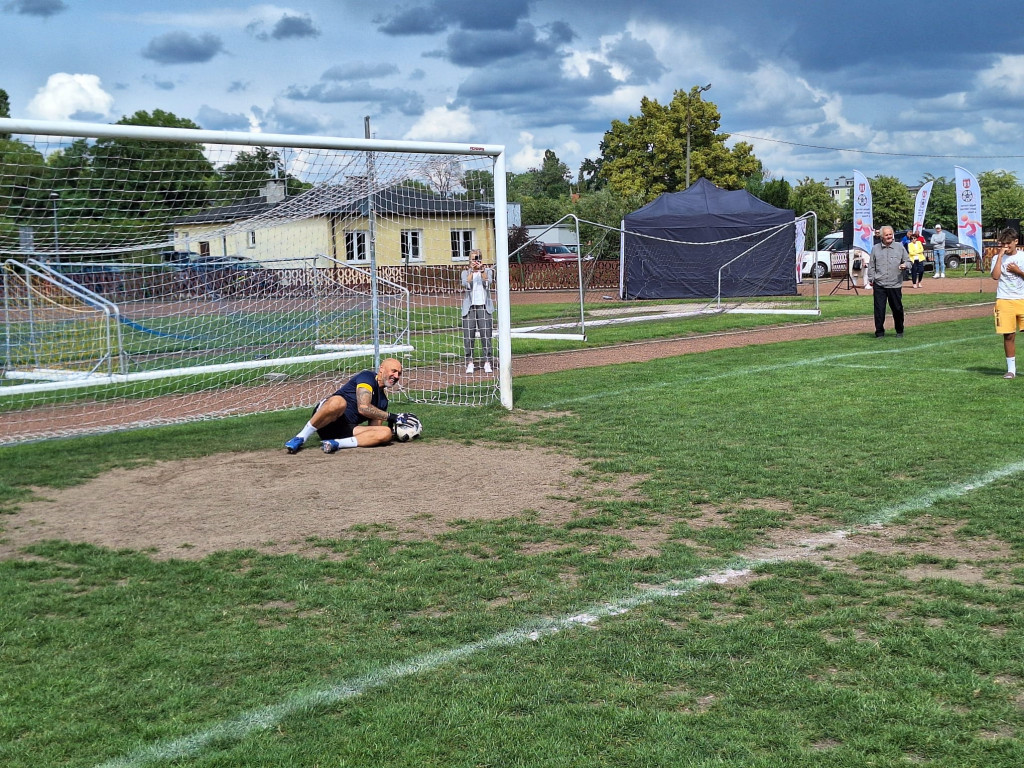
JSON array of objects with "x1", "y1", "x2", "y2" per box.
[
  {"x1": 597, "y1": 87, "x2": 763, "y2": 202},
  {"x1": 509, "y1": 150, "x2": 572, "y2": 201},
  {"x1": 868, "y1": 175, "x2": 914, "y2": 230},
  {"x1": 88, "y1": 109, "x2": 214, "y2": 216},
  {"x1": 754, "y1": 177, "x2": 792, "y2": 209},
  {"x1": 0, "y1": 87, "x2": 10, "y2": 140},
  {"x1": 978, "y1": 170, "x2": 1024, "y2": 228},
  {"x1": 0, "y1": 138, "x2": 47, "y2": 220},
  {"x1": 919, "y1": 174, "x2": 956, "y2": 229},
  {"x1": 212, "y1": 147, "x2": 307, "y2": 201},
  {"x1": 791, "y1": 178, "x2": 841, "y2": 234},
  {"x1": 576, "y1": 156, "x2": 605, "y2": 192}
]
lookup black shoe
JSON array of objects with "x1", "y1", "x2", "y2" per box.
[
  {"x1": 875, "y1": 333, "x2": 885, "y2": 338},
  {"x1": 896, "y1": 332, "x2": 903, "y2": 338}
]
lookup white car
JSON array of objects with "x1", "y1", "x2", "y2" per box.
[{"x1": 801, "y1": 232, "x2": 848, "y2": 278}]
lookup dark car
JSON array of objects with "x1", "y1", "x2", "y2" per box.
[
  {"x1": 893, "y1": 229, "x2": 975, "y2": 269},
  {"x1": 176, "y1": 255, "x2": 277, "y2": 295}
]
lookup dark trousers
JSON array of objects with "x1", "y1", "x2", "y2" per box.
[
  {"x1": 873, "y1": 286, "x2": 904, "y2": 336},
  {"x1": 910, "y1": 261, "x2": 925, "y2": 284}
]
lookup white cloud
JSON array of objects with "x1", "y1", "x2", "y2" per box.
[
  {"x1": 26, "y1": 73, "x2": 114, "y2": 121},
  {"x1": 403, "y1": 105, "x2": 475, "y2": 142},
  {"x1": 976, "y1": 55, "x2": 1024, "y2": 98},
  {"x1": 509, "y1": 131, "x2": 544, "y2": 172},
  {"x1": 589, "y1": 84, "x2": 652, "y2": 114},
  {"x1": 739, "y1": 62, "x2": 826, "y2": 114}
]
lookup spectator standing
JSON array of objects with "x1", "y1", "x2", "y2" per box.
[
  {"x1": 867, "y1": 226, "x2": 908, "y2": 338},
  {"x1": 930, "y1": 225, "x2": 947, "y2": 278},
  {"x1": 907, "y1": 231, "x2": 926, "y2": 288},
  {"x1": 460, "y1": 249, "x2": 494, "y2": 374}
]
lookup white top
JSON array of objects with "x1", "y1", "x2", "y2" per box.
[
  {"x1": 993, "y1": 248, "x2": 1024, "y2": 300},
  {"x1": 469, "y1": 272, "x2": 488, "y2": 306}
]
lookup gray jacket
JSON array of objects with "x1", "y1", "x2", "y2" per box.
[{"x1": 868, "y1": 241, "x2": 908, "y2": 288}]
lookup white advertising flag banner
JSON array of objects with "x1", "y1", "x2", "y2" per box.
[
  {"x1": 852, "y1": 170, "x2": 873, "y2": 254},
  {"x1": 912, "y1": 181, "x2": 934, "y2": 234},
  {"x1": 954, "y1": 166, "x2": 983, "y2": 258}
]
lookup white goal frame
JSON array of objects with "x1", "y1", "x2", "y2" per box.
[{"x1": 0, "y1": 118, "x2": 513, "y2": 444}]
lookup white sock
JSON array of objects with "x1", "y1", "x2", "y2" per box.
[
  {"x1": 297, "y1": 421, "x2": 318, "y2": 440},
  {"x1": 333, "y1": 437, "x2": 358, "y2": 450},
  {"x1": 1009, "y1": 357, "x2": 1016, "y2": 376}
]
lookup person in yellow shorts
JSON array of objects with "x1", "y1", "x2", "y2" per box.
[{"x1": 991, "y1": 228, "x2": 1024, "y2": 379}]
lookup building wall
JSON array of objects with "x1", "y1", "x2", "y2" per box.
[{"x1": 176, "y1": 212, "x2": 495, "y2": 268}]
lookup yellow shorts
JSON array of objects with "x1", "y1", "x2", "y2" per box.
[{"x1": 994, "y1": 298, "x2": 1024, "y2": 334}]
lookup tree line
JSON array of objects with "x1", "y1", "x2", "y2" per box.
[{"x1": 4, "y1": 84, "x2": 1023, "y2": 255}]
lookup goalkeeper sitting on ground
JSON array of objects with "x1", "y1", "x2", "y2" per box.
[{"x1": 284, "y1": 357, "x2": 417, "y2": 454}]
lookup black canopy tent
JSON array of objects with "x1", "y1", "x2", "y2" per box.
[{"x1": 621, "y1": 178, "x2": 797, "y2": 299}]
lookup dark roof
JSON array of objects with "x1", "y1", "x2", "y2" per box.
[{"x1": 175, "y1": 185, "x2": 492, "y2": 225}]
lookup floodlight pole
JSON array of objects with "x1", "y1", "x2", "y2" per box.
[{"x1": 685, "y1": 83, "x2": 712, "y2": 189}]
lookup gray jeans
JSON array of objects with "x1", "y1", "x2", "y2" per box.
[{"x1": 462, "y1": 306, "x2": 493, "y2": 361}]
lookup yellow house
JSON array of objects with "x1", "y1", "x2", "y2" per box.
[{"x1": 173, "y1": 181, "x2": 496, "y2": 268}]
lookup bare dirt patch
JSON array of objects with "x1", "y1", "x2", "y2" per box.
[{"x1": 0, "y1": 441, "x2": 627, "y2": 561}]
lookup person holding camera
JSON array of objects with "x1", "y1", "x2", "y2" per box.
[{"x1": 460, "y1": 249, "x2": 494, "y2": 374}]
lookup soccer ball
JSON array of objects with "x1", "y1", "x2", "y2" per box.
[{"x1": 393, "y1": 413, "x2": 422, "y2": 442}]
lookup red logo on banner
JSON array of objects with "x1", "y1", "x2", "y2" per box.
[{"x1": 962, "y1": 178, "x2": 972, "y2": 190}]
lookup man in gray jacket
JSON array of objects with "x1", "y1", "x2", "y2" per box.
[{"x1": 867, "y1": 225, "x2": 908, "y2": 337}]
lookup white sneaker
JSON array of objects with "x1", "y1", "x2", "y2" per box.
[
  {"x1": 465, "y1": 362, "x2": 474, "y2": 374},
  {"x1": 483, "y1": 362, "x2": 492, "y2": 373}
]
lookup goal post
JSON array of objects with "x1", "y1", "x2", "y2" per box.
[{"x1": 0, "y1": 117, "x2": 511, "y2": 445}]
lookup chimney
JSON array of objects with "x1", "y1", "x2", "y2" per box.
[{"x1": 261, "y1": 179, "x2": 286, "y2": 204}]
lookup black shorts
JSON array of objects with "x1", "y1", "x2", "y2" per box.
[{"x1": 311, "y1": 400, "x2": 356, "y2": 440}]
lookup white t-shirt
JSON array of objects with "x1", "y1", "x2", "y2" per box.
[
  {"x1": 469, "y1": 272, "x2": 488, "y2": 306},
  {"x1": 993, "y1": 248, "x2": 1024, "y2": 300}
]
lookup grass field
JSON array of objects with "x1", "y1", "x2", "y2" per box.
[{"x1": 2, "y1": 306, "x2": 1023, "y2": 767}]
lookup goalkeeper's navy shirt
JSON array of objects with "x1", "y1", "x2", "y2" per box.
[{"x1": 334, "y1": 369, "x2": 389, "y2": 426}]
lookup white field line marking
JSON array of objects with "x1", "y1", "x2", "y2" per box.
[
  {"x1": 92, "y1": 449, "x2": 1020, "y2": 768},
  {"x1": 93, "y1": 569, "x2": 752, "y2": 768},
  {"x1": 537, "y1": 334, "x2": 989, "y2": 408}
]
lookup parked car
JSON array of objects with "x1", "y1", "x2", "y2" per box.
[
  {"x1": 801, "y1": 231, "x2": 848, "y2": 278},
  {"x1": 893, "y1": 229, "x2": 976, "y2": 269},
  {"x1": 176, "y1": 255, "x2": 277, "y2": 294},
  {"x1": 535, "y1": 243, "x2": 579, "y2": 263}
]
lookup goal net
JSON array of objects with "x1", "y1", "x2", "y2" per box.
[
  {"x1": 0, "y1": 118, "x2": 510, "y2": 445},
  {"x1": 620, "y1": 214, "x2": 818, "y2": 317}
]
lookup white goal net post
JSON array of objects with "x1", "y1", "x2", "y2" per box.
[{"x1": 0, "y1": 117, "x2": 512, "y2": 445}]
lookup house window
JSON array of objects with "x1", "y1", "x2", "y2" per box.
[
  {"x1": 247, "y1": 230, "x2": 256, "y2": 248},
  {"x1": 345, "y1": 231, "x2": 368, "y2": 261},
  {"x1": 450, "y1": 229, "x2": 474, "y2": 261},
  {"x1": 401, "y1": 229, "x2": 423, "y2": 262},
  {"x1": 199, "y1": 241, "x2": 210, "y2": 258}
]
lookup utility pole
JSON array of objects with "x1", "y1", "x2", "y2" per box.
[{"x1": 686, "y1": 83, "x2": 712, "y2": 188}]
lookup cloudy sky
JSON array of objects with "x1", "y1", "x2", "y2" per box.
[{"x1": 3, "y1": 0, "x2": 1024, "y2": 184}]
